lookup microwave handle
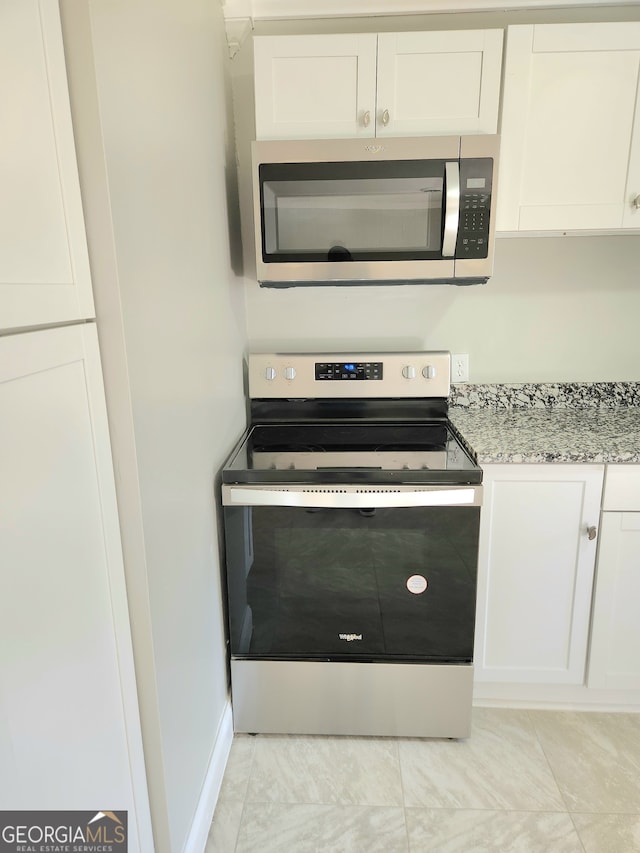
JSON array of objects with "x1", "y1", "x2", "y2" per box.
[{"x1": 442, "y1": 161, "x2": 460, "y2": 258}]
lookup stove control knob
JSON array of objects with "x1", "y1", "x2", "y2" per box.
[
  {"x1": 402, "y1": 365, "x2": 416, "y2": 379},
  {"x1": 422, "y1": 365, "x2": 436, "y2": 379},
  {"x1": 284, "y1": 366, "x2": 296, "y2": 381},
  {"x1": 265, "y1": 367, "x2": 277, "y2": 380}
]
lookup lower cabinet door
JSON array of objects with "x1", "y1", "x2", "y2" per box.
[
  {"x1": 474, "y1": 464, "x2": 604, "y2": 684},
  {"x1": 588, "y1": 511, "x2": 640, "y2": 690},
  {"x1": 0, "y1": 324, "x2": 150, "y2": 849}
]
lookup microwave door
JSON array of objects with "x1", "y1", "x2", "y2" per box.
[{"x1": 255, "y1": 158, "x2": 456, "y2": 285}]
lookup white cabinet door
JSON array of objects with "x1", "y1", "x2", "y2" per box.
[
  {"x1": 0, "y1": 0, "x2": 94, "y2": 331},
  {"x1": 588, "y1": 512, "x2": 640, "y2": 690},
  {"x1": 0, "y1": 325, "x2": 150, "y2": 850},
  {"x1": 254, "y1": 34, "x2": 378, "y2": 139},
  {"x1": 376, "y1": 30, "x2": 503, "y2": 137},
  {"x1": 498, "y1": 23, "x2": 640, "y2": 231},
  {"x1": 474, "y1": 464, "x2": 604, "y2": 685},
  {"x1": 254, "y1": 30, "x2": 503, "y2": 140}
]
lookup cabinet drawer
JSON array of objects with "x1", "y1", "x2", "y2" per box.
[{"x1": 603, "y1": 465, "x2": 640, "y2": 511}]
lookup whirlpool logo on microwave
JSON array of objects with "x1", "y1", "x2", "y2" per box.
[{"x1": 339, "y1": 633, "x2": 363, "y2": 642}]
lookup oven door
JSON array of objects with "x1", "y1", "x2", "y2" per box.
[{"x1": 222, "y1": 485, "x2": 481, "y2": 664}]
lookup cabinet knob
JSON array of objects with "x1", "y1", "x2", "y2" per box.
[
  {"x1": 381, "y1": 108, "x2": 390, "y2": 127},
  {"x1": 362, "y1": 110, "x2": 371, "y2": 128},
  {"x1": 587, "y1": 525, "x2": 597, "y2": 541},
  {"x1": 633, "y1": 194, "x2": 640, "y2": 210}
]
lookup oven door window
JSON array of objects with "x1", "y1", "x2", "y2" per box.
[
  {"x1": 224, "y1": 504, "x2": 479, "y2": 663},
  {"x1": 259, "y1": 160, "x2": 446, "y2": 263}
]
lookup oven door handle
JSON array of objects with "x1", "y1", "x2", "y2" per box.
[{"x1": 222, "y1": 485, "x2": 481, "y2": 508}]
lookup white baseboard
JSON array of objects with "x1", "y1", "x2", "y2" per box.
[
  {"x1": 474, "y1": 682, "x2": 640, "y2": 711},
  {"x1": 182, "y1": 700, "x2": 234, "y2": 853}
]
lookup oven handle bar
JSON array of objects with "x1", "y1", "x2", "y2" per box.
[{"x1": 222, "y1": 485, "x2": 482, "y2": 509}]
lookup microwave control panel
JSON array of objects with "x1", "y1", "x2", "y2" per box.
[{"x1": 455, "y1": 158, "x2": 493, "y2": 260}]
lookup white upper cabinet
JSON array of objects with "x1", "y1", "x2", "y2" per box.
[
  {"x1": 498, "y1": 22, "x2": 640, "y2": 232},
  {"x1": 375, "y1": 30, "x2": 503, "y2": 137},
  {"x1": 0, "y1": 0, "x2": 94, "y2": 331},
  {"x1": 254, "y1": 30, "x2": 503, "y2": 140},
  {"x1": 254, "y1": 34, "x2": 377, "y2": 140}
]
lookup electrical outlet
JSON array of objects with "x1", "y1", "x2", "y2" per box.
[{"x1": 451, "y1": 353, "x2": 469, "y2": 383}]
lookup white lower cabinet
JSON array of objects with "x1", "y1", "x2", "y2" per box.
[
  {"x1": 0, "y1": 324, "x2": 150, "y2": 847},
  {"x1": 474, "y1": 464, "x2": 604, "y2": 685},
  {"x1": 588, "y1": 466, "x2": 640, "y2": 690}
]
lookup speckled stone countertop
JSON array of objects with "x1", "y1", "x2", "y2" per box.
[{"x1": 448, "y1": 382, "x2": 640, "y2": 464}]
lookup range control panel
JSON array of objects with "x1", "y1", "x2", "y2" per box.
[
  {"x1": 315, "y1": 362, "x2": 383, "y2": 381},
  {"x1": 455, "y1": 157, "x2": 493, "y2": 260},
  {"x1": 249, "y1": 352, "x2": 451, "y2": 399}
]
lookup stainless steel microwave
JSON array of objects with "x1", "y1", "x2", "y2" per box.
[{"x1": 252, "y1": 135, "x2": 499, "y2": 287}]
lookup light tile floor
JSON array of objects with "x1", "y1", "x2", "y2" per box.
[{"x1": 206, "y1": 708, "x2": 640, "y2": 852}]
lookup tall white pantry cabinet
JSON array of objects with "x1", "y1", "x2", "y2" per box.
[{"x1": 0, "y1": 2, "x2": 151, "y2": 847}]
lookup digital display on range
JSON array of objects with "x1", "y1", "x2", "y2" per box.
[{"x1": 315, "y1": 362, "x2": 383, "y2": 381}]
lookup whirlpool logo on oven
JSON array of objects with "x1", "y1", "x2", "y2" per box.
[{"x1": 339, "y1": 633, "x2": 363, "y2": 642}]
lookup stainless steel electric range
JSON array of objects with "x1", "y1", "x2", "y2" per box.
[{"x1": 221, "y1": 352, "x2": 482, "y2": 738}]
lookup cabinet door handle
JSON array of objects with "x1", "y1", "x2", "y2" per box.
[
  {"x1": 587, "y1": 525, "x2": 597, "y2": 540},
  {"x1": 633, "y1": 194, "x2": 640, "y2": 210},
  {"x1": 362, "y1": 110, "x2": 371, "y2": 128},
  {"x1": 381, "y1": 108, "x2": 390, "y2": 126}
]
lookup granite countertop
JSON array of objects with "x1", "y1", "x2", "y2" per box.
[{"x1": 448, "y1": 382, "x2": 640, "y2": 465}]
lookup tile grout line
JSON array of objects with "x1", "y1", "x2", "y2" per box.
[
  {"x1": 525, "y1": 708, "x2": 588, "y2": 853},
  {"x1": 524, "y1": 710, "x2": 570, "y2": 806},
  {"x1": 232, "y1": 800, "x2": 247, "y2": 853},
  {"x1": 395, "y1": 736, "x2": 412, "y2": 852},
  {"x1": 233, "y1": 734, "x2": 259, "y2": 852},
  {"x1": 566, "y1": 812, "x2": 589, "y2": 853}
]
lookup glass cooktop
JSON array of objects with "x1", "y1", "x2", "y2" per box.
[{"x1": 222, "y1": 421, "x2": 481, "y2": 485}]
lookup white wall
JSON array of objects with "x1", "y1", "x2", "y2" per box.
[
  {"x1": 61, "y1": 1, "x2": 247, "y2": 850},
  {"x1": 231, "y1": 6, "x2": 640, "y2": 383},
  {"x1": 244, "y1": 235, "x2": 640, "y2": 382}
]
